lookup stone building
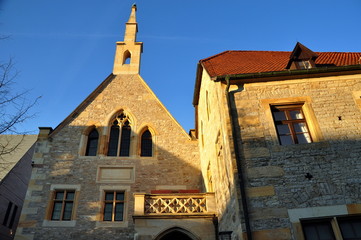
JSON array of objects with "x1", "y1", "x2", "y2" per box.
[
  {"x1": 194, "y1": 43, "x2": 361, "y2": 239},
  {"x1": 15, "y1": 4, "x2": 361, "y2": 240}
]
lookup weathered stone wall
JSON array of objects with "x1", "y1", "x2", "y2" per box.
[
  {"x1": 230, "y1": 73, "x2": 361, "y2": 239},
  {"x1": 16, "y1": 74, "x2": 202, "y2": 240},
  {"x1": 197, "y1": 69, "x2": 244, "y2": 239}
]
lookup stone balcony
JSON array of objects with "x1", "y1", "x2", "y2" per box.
[{"x1": 133, "y1": 192, "x2": 217, "y2": 219}]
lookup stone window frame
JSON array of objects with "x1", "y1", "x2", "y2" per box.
[
  {"x1": 271, "y1": 104, "x2": 312, "y2": 145},
  {"x1": 96, "y1": 185, "x2": 130, "y2": 228},
  {"x1": 43, "y1": 184, "x2": 80, "y2": 227},
  {"x1": 261, "y1": 97, "x2": 323, "y2": 146},
  {"x1": 79, "y1": 125, "x2": 100, "y2": 156},
  {"x1": 102, "y1": 191, "x2": 125, "y2": 221},
  {"x1": 103, "y1": 110, "x2": 138, "y2": 157}
]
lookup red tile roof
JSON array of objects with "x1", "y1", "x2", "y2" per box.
[{"x1": 200, "y1": 51, "x2": 361, "y2": 77}]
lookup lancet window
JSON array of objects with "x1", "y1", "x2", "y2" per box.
[
  {"x1": 140, "y1": 129, "x2": 152, "y2": 157},
  {"x1": 85, "y1": 128, "x2": 99, "y2": 156}
]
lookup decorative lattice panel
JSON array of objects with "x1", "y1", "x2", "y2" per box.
[{"x1": 144, "y1": 196, "x2": 207, "y2": 214}]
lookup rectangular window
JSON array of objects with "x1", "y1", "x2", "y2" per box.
[
  {"x1": 2, "y1": 201, "x2": 18, "y2": 229},
  {"x1": 51, "y1": 190, "x2": 75, "y2": 221},
  {"x1": 103, "y1": 191, "x2": 125, "y2": 221},
  {"x1": 271, "y1": 104, "x2": 312, "y2": 145},
  {"x1": 302, "y1": 216, "x2": 361, "y2": 240}
]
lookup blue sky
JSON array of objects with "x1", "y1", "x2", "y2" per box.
[{"x1": 1, "y1": 0, "x2": 361, "y2": 133}]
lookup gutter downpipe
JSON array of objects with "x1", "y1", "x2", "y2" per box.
[{"x1": 225, "y1": 76, "x2": 253, "y2": 240}]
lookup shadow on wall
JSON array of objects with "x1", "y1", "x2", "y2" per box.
[
  {"x1": 223, "y1": 91, "x2": 361, "y2": 236},
  {"x1": 25, "y1": 123, "x2": 203, "y2": 240}
]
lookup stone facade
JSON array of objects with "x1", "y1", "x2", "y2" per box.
[{"x1": 196, "y1": 59, "x2": 361, "y2": 239}]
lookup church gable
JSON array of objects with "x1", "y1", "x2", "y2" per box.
[{"x1": 54, "y1": 73, "x2": 194, "y2": 159}]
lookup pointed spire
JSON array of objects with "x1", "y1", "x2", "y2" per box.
[{"x1": 124, "y1": 4, "x2": 138, "y2": 42}]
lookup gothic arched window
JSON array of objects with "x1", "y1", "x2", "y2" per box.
[
  {"x1": 108, "y1": 113, "x2": 131, "y2": 157},
  {"x1": 85, "y1": 128, "x2": 99, "y2": 156},
  {"x1": 140, "y1": 129, "x2": 152, "y2": 157}
]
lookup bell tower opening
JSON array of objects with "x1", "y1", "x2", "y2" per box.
[{"x1": 123, "y1": 50, "x2": 131, "y2": 65}]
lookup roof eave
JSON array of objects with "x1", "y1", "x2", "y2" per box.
[{"x1": 214, "y1": 64, "x2": 361, "y2": 83}]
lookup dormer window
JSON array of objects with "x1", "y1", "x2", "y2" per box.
[{"x1": 286, "y1": 42, "x2": 318, "y2": 70}]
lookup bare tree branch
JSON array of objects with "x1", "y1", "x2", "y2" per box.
[{"x1": 0, "y1": 55, "x2": 40, "y2": 158}]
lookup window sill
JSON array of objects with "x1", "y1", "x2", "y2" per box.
[
  {"x1": 271, "y1": 141, "x2": 330, "y2": 152},
  {"x1": 42, "y1": 220, "x2": 76, "y2": 227},
  {"x1": 95, "y1": 221, "x2": 128, "y2": 228}
]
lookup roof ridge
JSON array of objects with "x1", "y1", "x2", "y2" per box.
[
  {"x1": 200, "y1": 50, "x2": 293, "y2": 62},
  {"x1": 200, "y1": 50, "x2": 231, "y2": 62},
  {"x1": 317, "y1": 51, "x2": 361, "y2": 54}
]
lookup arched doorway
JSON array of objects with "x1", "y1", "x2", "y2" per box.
[{"x1": 155, "y1": 227, "x2": 199, "y2": 240}]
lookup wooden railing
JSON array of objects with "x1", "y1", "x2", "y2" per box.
[{"x1": 134, "y1": 193, "x2": 216, "y2": 216}]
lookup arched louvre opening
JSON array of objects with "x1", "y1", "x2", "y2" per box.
[
  {"x1": 123, "y1": 50, "x2": 131, "y2": 64},
  {"x1": 140, "y1": 129, "x2": 152, "y2": 157},
  {"x1": 85, "y1": 128, "x2": 99, "y2": 156},
  {"x1": 107, "y1": 113, "x2": 131, "y2": 157}
]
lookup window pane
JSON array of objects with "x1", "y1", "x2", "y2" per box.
[
  {"x1": 317, "y1": 224, "x2": 335, "y2": 240},
  {"x1": 273, "y1": 111, "x2": 286, "y2": 121},
  {"x1": 116, "y1": 192, "x2": 124, "y2": 201},
  {"x1": 114, "y1": 203, "x2": 124, "y2": 221},
  {"x1": 293, "y1": 122, "x2": 308, "y2": 133},
  {"x1": 339, "y1": 218, "x2": 361, "y2": 239},
  {"x1": 303, "y1": 222, "x2": 335, "y2": 240},
  {"x1": 51, "y1": 202, "x2": 62, "y2": 220},
  {"x1": 276, "y1": 124, "x2": 291, "y2": 134},
  {"x1": 119, "y1": 124, "x2": 131, "y2": 156},
  {"x1": 290, "y1": 110, "x2": 303, "y2": 119},
  {"x1": 279, "y1": 135, "x2": 293, "y2": 145},
  {"x1": 105, "y1": 193, "x2": 114, "y2": 201},
  {"x1": 297, "y1": 133, "x2": 312, "y2": 144},
  {"x1": 108, "y1": 125, "x2": 120, "y2": 156},
  {"x1": 63, "y1": 203, "x2": 73, "y2": 220},
  {"x1": 304, "y1": 225, "x2": 319, "y2": 240},
  {"x1": 66, "y1": 192, "x2": 75, "y2": 200},
  {"x1": 55, "y1": 192, "x2": 64, "y2": 200},
  {"x1": 103, "y1": 203, "x2": 113, "y2": 221}
]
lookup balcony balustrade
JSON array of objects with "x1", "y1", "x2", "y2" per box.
[{"x1": 134, "y1": 193, "x2": 216, "y2": 217}]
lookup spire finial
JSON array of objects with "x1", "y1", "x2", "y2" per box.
[{"x1": 127, "y1": 3, "x2": 137, "y2": 24}]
